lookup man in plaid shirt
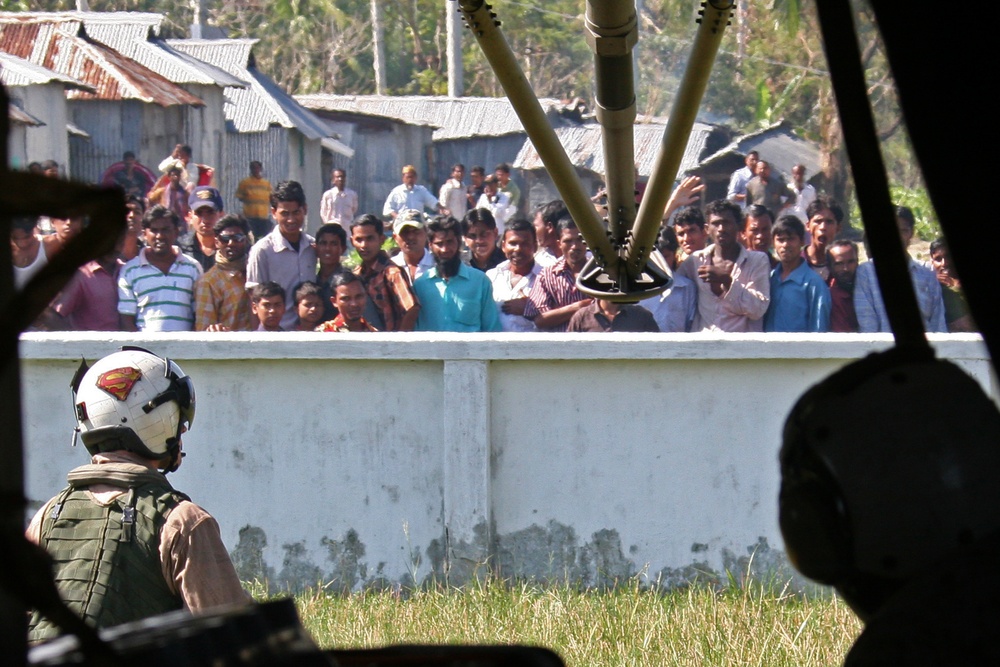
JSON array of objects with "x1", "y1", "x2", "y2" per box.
[
  {"x1": 349, "y1": 214, "x2": 420, "y2": 331},
  {"x1": 523, "y1": 218, "x2": 593, "y2": 332},
  {"x1": 194, "y1": 215, "x2": 253, "y2": 331}
]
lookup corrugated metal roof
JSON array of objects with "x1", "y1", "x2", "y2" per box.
[
  {"x1": 169, "y1": 38, "x2": 345, "y2": 148},
  {"x1": 8, "y1": 103, "x2": 43, "y2": 126},
  {"x1": 295, "y1": 94, "x2": 566, "y2": 141},
  {"x1": 0, "y1": 50, "x2": 92, "y2": 90},
  {"x1": 699, "y1": 122, "x2": 821, "y2": 178},
  {"x1": 72, "y1": 12, "x2": 247, "y2": 88},
  {"x1": 513, "y1": 121, "x2": 720, "y2": 178},
  {"x1": 0, "y1": 13, "x2": 204, "y2": 107}
]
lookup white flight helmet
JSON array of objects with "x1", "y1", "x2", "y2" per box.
[{"x1": 71, "y1": 347, "x2": 195, "y2": 472}]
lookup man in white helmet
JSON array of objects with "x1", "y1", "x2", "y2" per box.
[{"x1": 25, "y1": 347, "x2": 248, "y2": 644}]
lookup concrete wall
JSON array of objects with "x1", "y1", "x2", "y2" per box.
[{"x1": 17, "y1": 333, "x2": 994, "y2": 593}]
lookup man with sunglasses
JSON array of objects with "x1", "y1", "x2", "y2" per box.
[{"x1": 194, "y1": 215, "x2": 254, "y2": 331}]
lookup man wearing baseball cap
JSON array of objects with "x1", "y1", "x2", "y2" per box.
[
  {"x1": 180, "y1": 186, "x2": 225, "y2": 271},
  {"x1": 390, "y1": 209, "x2": 435, "y2": 283}
]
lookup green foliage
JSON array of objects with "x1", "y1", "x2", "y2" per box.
[{"x1": 847, "y1": 184, "x2": 940, "y2": 244}]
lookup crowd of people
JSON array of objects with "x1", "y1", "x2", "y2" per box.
[{"x1": 12, "y1": 149, "x2": 974, "y2": 334}]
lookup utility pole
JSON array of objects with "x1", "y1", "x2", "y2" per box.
[
  {"x1": 371, "y1": 0, "x2": 387, "y2": 94},
  {"x1": 446, "y1": 0, "x2": 463, "y2": 97}
]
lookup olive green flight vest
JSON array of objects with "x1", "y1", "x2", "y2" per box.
[{"x1": 28, "y1": 463, "x2": 190, "y2": 644}]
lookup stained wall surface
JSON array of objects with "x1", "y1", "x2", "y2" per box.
[{"x1": 18, "y1": 333, "x2": 994, "y2": 593}]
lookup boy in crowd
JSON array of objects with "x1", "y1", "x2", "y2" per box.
[
  {"x1": 316, "y1": 273, "x2": 380, "y2": 332},
  {"x1": 251, "y1": 281, "x2": 287, "y2": 332},
  {"x1": 293, "y1": 281, "x2": 326, "y2": 331},
  {"x1": 764, "y1": 215, "x2": 831, "y2": 333}
]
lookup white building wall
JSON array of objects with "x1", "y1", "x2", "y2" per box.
[
  {"x1": 8, "y1": 83, "x2": 69, "y2": 172},
  {"x1": 17, "y1": 333, "x2": 994, "y2": 593}
]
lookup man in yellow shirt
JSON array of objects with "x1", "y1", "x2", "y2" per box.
[{"x1": 235, "y1": 160, "x2": 272, "y2": 241}]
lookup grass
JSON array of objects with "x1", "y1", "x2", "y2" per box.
[{"x1": 249, "y1": 575, "x2": 862, "y2": 666}]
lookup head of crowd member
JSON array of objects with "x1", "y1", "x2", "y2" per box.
[
  {"x1": 754, "y1": 160, "x2": 771, "y2": 181},
  {"x1": 122, "y1": 151, "x2": 137, "y2": 168},
  {"x1": 331, "y1": 272, "x2": 368, "y2": 328},
  {"x1": 744, "y1": 150, "x2": 759, "y2": 174},
  {"x1": 792, "y1": 164, "x2": 807, "y2": 189},
  {"x1": 502, "y1": 218, "x2": 537, "y2": 273},
  {"x1": 350, "y1": 214, "x2": 385, "y2": 265},
  {"x1": 251, "y1": 281, "x2": 287, "y2": 331},
  {"x1": 27, "y1": 161, "x2": 42, "y2": 175},
  {"x1": 827, "y1": 239, "x2": 860, "y2": 290},
  {"x1": 742, "y1": 204, "x2": 774, "y2": 254},
  {"x1": 426, "y1": 215, "x2": 463, "y2": 278},
  {"x1": 655, "y1": 225, "x2": 681, "y2": 271},
  {"x1": 450, "y1": 163, "x2": 465, "y2": 184},
  {"x1": 178, "y1": 145, "x2": 193, "y2": 163},
  {"x1": 672, "y1": 206, "x2": 708, "y2": 256},
  {"x1": 772, "y1": 215, "x2": 807, "y2": 273},
  {"x1": 167, "y1": 165, "x2": 183, "y2": 187},
  {"x1": 188, "y1": 186, "x2": 225, "y2": 239},
  {"x1": 557, "y1": 218, "x2": 588, "y2": 272},
  {"x1": 469, "y1": 165, "x2": 485, "y2": 188},
  {"x1": 10, "y1": 217, "x2": 39, "y2": 263},
  {"x1": 331, "y1": 168, "x2": 346, "y2": 190},
  {"x1": 895, "y1": 205, "x2": 916, "y2": 249},
  {"x1": 250, "y1": 160, "x2": 263, "y2": 178},
  {"x1": 533, "y1": 199, "x2": 568, "y2": 251},
  {"x1": 213, "y1": 214, "x2": 250, "y2": 264},
  {"x1": 704, "y1": 199, "x2": 743, "y2": 254},
  {"x1": 125, "y1": 195, "x2": 146, "y2": 229},
  {"x1": 482, "y1": 174, "x2": 500, "y2": 199},
  {"x1": 50, "y1": 216, "x2": 84, "y2": 248},
  {"x1": 315, "y1": 223, "x2": 347, "y2": 272},
  {"x1": 270, "y1": 180, "x2": 308, "y2": 244},
  {"x1": 495, "y1": 163, "x2": 512, "y2": 186},
  {"x1": 293, "y1": 281, "x2": 325, "y2": 331},
  {"x1": 929, "y1": 237, "x2": 958, "y2": 288},
  {"x1": 41, "y1": 159, "x2": 60, "y2": 178},
  {"x1": 806, "y1": 195, "x2": 843, "y2": 255},
  {"x1": 463, "y1": 208, "x2": 499, "y2": 265},
  {"x1": 393, "y1": 209, "x2": 428, "y2": 263},
  {"x1": 142, "y1": 205, "x2": 181, "y2": 261},
  {"x1": 401, "y1": 165, "x2": 418, "y2": 189}
]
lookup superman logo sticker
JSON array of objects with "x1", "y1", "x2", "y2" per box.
[{"x1": 96, "y1": 367, "x2": 142, "y2": 401}]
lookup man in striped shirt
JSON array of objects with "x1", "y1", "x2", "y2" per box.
[
  {"x1": 118, "y1": 205, "x2": 203, "y2": 331},
  {"x1": 523, "y1": 218, "x2": 593, "y2": 332}
]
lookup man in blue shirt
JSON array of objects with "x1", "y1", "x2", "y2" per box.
[
  {"x1": 764, "y1": 215, "x2": 831, "y2": 332},
  {"x1": 414, "y1": 216, "x2": 502, "y2": 332}
]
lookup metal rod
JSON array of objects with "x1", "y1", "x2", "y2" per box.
[
  {"x1": 815, "y1": 0, "x2": 930, "y2": 351},
  {"x1": 586, "y1": 0, "x2": 638, "y2": 249},
  {"x1": 455, "y1": 0, "x2": 618, "y2": 275},
  {"x1": 627, "y1": 0, "x2": 734, "y2": 274}
]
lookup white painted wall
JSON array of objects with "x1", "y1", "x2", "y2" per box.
[
  {"x1": 17, "y1": 333, "x2": 994, "y2": 592},
  {"x1": 8, "y1": 83, "x2": 70, "y2": 172}
]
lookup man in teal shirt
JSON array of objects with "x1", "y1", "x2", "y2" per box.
[
  {"x1": 764, "y1": 215, "x2": 831, "y2": 332},
  {"x1": 414, "y1": 216, "x2": 502, "y2": 332}
]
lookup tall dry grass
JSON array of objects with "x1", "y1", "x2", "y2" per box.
[{"x1": 251, "y1": 575, "x2": 862, "y2": 666}]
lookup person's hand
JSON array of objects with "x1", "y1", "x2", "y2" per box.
[
  {"x1": 697, "y1": 254, "x2": 733, "y2": 296},
  {"x1": 667, "y1": 176, "x2": 705, "y2": 210},
  {"x1": 205, "y1": 323, "x2": 231, "y2": 332},
  {"x1": 502, "y1": 297, "x2": 528, "y2": 316}
]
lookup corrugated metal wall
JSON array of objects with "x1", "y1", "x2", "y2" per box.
[
  {"x1": 320, "y1": 122, "x2": 435, "y2": 219},
  {"x1": 221, "y1": 126, "x2": 289, "y2": 222},
  {"x1": 434, "y1": 135, "x2": 528, "y2": 214}
]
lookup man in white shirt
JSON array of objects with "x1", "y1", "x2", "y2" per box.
[
  {"x1": 438, "y1": 163, "x2": 468, "y2": 219},
  {"x1": 786, "y1": 164, "x2": 817, "y2": 223},
  {"x1": 383, "y1": 165, "x2": 442, "y2": 220},
  {"x1": 320, "y1": 168, "x2": 359, "y2": 227},
  {"x1": 486, "y1": 219, "x2": 542, "y2": 332},
  {"x1": 390, "y1": 209, "x2": 435, "y2": 283}
]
